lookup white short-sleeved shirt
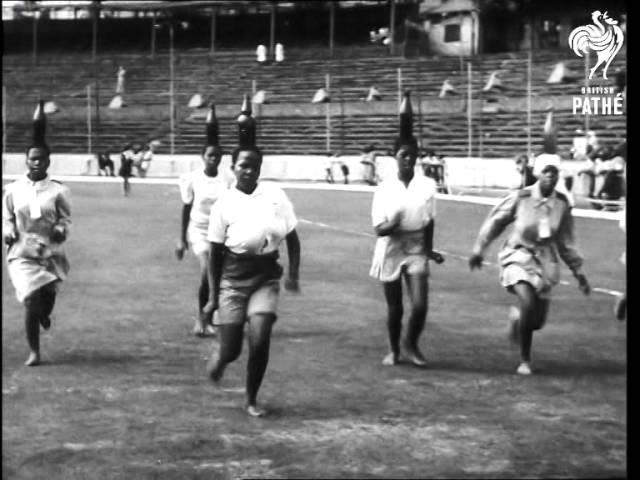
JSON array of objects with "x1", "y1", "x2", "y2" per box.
[
  {"x1": 179, "y1": 170, "x2": 231, "y2": 232},
  {"x1": 208, "y1": 182, "x2": 297, "y2": 255},
  {"x1": 371, "y1": 175, "x2": 437, "y2": 231}
]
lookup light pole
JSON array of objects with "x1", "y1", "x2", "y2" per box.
[
  {"x1": 155, "y1": 20, "x2": 188, "y2": 157},
  {"x1": 169, "y1": 22, "x2": 175, "y2": 156}
]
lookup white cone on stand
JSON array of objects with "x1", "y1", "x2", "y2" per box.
[
  {"x1": 366, "y1": 86, "x2": 382, "y2": 101},
  {"x1": 43, "y1": 101, "x2": 59, "y2": 114},
  {"x1": 311, "y1": 88, "x2": 330, "y2": 103},
  {"x1": 438, "y1": 79, "x2": 458, "y2": 97},
  {"x1": 188, "y1": 93, "x2": 205, "y2": 108},
  {"x1": 108, "y1": 95, "x2": 125, "y2": 109},
  {"x1": 483, "y1": 71, "x2": 503, "y2": 91}
]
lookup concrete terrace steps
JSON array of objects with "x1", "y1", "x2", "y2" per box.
[
  {"x1": 4, "y1": 48, "x2": 625, "y2": 108},
  {"x1": 4, "y1": 110, "x2": 626, "y2": 157}
]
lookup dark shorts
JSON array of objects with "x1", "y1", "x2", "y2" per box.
[{"x1": 214, "y1": 250, "x2": 283, "y2": 326}]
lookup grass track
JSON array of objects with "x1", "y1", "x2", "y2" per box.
[{"x1": 2, "y1": 182, "x2": 626, "y2": 478}]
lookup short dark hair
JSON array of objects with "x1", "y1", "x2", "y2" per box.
[
  {"x1": 26, "y1": 143, "x2": 50, "y2": 158},
  {"x1": 231, "y1": 146, "x2": 263, "y2": 165},
  {"x1": 202, "y1": 144, "x2": 223, "y2": 157},
  {"x1": 393, "y1": 137, "x2": 418, "y2": 156}
]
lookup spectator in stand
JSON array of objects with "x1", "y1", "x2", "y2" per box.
[
  {"x1": 361, "y1": 144, "x2": 379, "y2": 186},
  {"x1": 324, "y1": 153, "x2": 335, "y2": 184},
  {"x1": 137, "y1": 143, "x2": 154, "y2": 178},
  {"x1": 115, "y1": 66, "x2": 126, "y2": 95},
  {"x1": 97, "y1": 151, "x2": 115, "y2": 177},
  {"x1": 336, "y1": 153, "x2": 350, "y2": 185},
  {"x1": 515, "y1": 154, "x2": 536, "y2": 188}
]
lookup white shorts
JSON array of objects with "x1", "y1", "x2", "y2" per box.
[{"x1": 187, "y1": 226, "x2": 210, "y2": 256}]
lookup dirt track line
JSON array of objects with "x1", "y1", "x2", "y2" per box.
[{"x1": 298, "y1": 218, "x2": 622, "y2": 298}]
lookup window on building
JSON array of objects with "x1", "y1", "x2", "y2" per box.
[{"x1": 444, "y1": 23, "x2": 461, "y2": 42}]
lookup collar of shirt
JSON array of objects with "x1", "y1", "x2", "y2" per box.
[
  {"x1": 531, "y1": 182, "x2": 558, "y2": 211},
  {"x1": 231, "y1": 181, "x2": 266, "y2": 198},
  {"x1": 388, "y1": 174, "x2": 422, "y2": 190},
  {"x1": 22, "y1": 173, "x2": 51, "y2": 191}
]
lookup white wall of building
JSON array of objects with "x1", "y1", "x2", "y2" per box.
[{"x1": 424, "y1": 12, "x2": 477, "y2": 56}]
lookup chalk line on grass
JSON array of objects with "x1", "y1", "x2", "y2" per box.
[
  {"x1": 298, "y1": 218, "x2": 622, "y2": 298},
  {"x1": 2, "y1": 174, "x2": 622, "y2": 296},
  {"x1": 2, "y1": 175, "x2": 622, "y2": 221}
]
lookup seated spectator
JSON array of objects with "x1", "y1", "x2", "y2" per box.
[
  {"x1": 97, "y1": 151, "x2": 115, "y2": 177},
  {"x1": 515, "y1": 154, "x2": 536, "y2": 188},
  {"x1": 137, "y1": 143, "x2": 154, "y2": 178},
  {"x1": 119, "y1": 144, "x2": 135, "y2": 196},
  {"x1": 361, "y1": 144, "x2": 379, "y2": 186},
  {"x1": 130, "y1": 144, "x2": 144, "y2": 177}
]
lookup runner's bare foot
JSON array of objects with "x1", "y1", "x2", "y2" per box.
[
  {"x1": 247, "y1": 405, "x2": 267, "y2": 417},
  {"x1": 381, "y1": 352, "x2": 399, "y2": 366},
  {"x1": 24, "y1": 352, "x2": 40, "y2": 366},
  {"x1": 402, "y1": 344, "x2": 427, "y2": 367}
]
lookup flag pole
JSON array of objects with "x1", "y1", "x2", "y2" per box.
[
  {"x1": 467, "y1": 62, "x2": 472, "y2": 158},
  {"x1": 527, "y1": 50, "x2": 532, "y2": 156},
  {"x1": 325, "y1": 73, "x2": 331, "y2": 153}
]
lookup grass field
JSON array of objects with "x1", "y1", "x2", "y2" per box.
[{"x1": 2, "y1": 181, "x2": 626, "y2": 479}]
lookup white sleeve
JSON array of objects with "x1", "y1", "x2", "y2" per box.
[
  {"x1": 371, "y1": 187, "x2": 386, "y2": 227},
  {"x1": 207, "y1": 195, "x2": 227, "y2": 244},
  {"x1": 278, "y1": 188, "x2": 298, "y2": 233},
  {"x1": 178, "y1": 173, "x2": 194, "y2": 204},
  {"x1": 425, "y1": 178, "x2": 437, "y2": 220}
]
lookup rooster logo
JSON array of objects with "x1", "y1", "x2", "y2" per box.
[{"x1": 568, "y1": 11, "x2": 624, "y2": 79}]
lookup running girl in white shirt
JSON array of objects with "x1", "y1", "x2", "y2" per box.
[
  {"x1": 176, "y1": 104, "x2": 231, "y2": 336},
  {"x1": 370, "y1": 91, "x2": 444, "y2": 368},
  {"x1": 203, "y1": 96, "x2": 301, "y2": 417},
  {"x1": 3, "y1": 102, "x2": 72, "y2": 366}
]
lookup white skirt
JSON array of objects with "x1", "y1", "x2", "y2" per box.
[
  {"x1": 498, "y1": 245, "x2": 559, "y2": 299},
  {"x1": 369, "y1": 230, "x2": 429, "y2": 282},
  {"x1": 8, "y1": 258, "x2": 61, "y2": 303}
]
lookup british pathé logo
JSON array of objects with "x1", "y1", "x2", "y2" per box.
[
  {"x1": 569, "y1": 11, "x2": 625, "y2": 115},
  {"x1": 568, "y1": 11, "x2": 624, "y2": 80}
]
